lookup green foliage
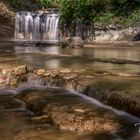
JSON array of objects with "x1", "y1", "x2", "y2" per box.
[
  {"x1": 38, "y1": 0, "x2": 140, "y2": 27},
  {"x1": 4, "y1": 0, "x2": 20, "y2": 9},
  {"x1": 111, "y1": 0, "x2": 140, "y2": 13},
  {"x1": 38, "y1": 0, "x2": 59, "y2": 8},
  {"x1": 4, "y1": 0, "x2": 140, "y2": 27},
  {"x1": 59, "y1": 0, "x2": 113, "y2": 28}
]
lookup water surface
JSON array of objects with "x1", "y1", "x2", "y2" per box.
[{"x1": 0, "y1": 44, "x2": 140, "y2": 74}]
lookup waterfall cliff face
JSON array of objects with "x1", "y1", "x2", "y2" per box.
[{"x1": 14, "y1": 11, "x2": 59, "y2": 42}]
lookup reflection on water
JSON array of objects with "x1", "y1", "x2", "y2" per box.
[
  {"x1": 15, "y1": 46, "x2": 60, "y2": 55},
  {"x1": 0, "y1": 44, "x2": 140, "y2": 73},
  {"x1": 45, "y1": 59, "x2": 60, "y2": 69},
  {"x1": 83, "y1": 47, "x2": 140, "y2": 61},
  {"x1": 15, "y1": 46, "x2": 140, "y2": 61},
  {"x1": 13, "y1": 45, "x2": 140, "y2": 73}
]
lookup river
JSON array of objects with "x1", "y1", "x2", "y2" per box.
[{"x1": 0, "y1": 42, "x2": 140, "y2": 140}]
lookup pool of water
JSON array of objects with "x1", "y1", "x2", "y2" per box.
[{"x1": 0, "y1": 44, "x2": 140, "y2": 74}]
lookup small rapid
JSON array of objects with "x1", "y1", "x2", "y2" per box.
[{"x1": 0, "y1": 85, "x2": 140, "y2": 140}]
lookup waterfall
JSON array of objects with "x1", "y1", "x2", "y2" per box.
[{"x1": 14, "y1": 11, "x2": 59, "y2": 42}]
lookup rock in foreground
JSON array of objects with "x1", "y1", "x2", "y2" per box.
[{"x1": 16, "y1": 87, "x2": 139, "y2": 139}]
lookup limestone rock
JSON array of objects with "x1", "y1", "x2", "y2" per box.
[
  {"x1": 14, "y1": 65, "x2": 27, "y2": 75},
  {"x1": 17, "y1": 88, "x2": 121, "y2": 134},
  {"x1": 62, "y1": 36, "x2": 84, "y2": 48},
  {"x1": 37, "y1": 69, "x2": 46, "y2": 76},
  {"x1": 10, "y1": 77, "x2": 18, "y2": 87},
  {"x1": 72, "y1": 37, "x2": 84, "y2": 47}
]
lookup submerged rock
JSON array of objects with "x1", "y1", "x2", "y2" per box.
[
  {"x1": 0, "y1": 65, "x2": 140, "y2": 120},
  {"x1": 16, "y1": 87, "x2": 140, "y2": 138}
]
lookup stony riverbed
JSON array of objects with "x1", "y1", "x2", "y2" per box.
[{"x1": 0, "y1": 43, "x2": 140, "y2": 140}]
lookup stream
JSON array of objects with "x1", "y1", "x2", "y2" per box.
[{"x1": 0, "y1": 42, "x2": 140, "y2": 140}]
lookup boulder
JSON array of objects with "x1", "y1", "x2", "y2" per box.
[
  {"x1": 62, "y1": 37, "x2": 84, "y2": 48},
  {"x1": 72, "y1": 37, "x2": 84, "y2": 47},
  {"x1": 37, "y1": 69, "x2": 46, "y2": 76},
  {"x1": 17, "y1": 88, "x2": 122, "y2": 134},
  {"x1": 14, "y1": 65, "x2": 27, "y2": 76}
]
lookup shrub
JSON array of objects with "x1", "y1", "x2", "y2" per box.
[
  {"x1": 38, "y1": 0, "x2": 59, "y2": 8},
  {"x1": 4, "y1": 0, "x2": 20, "y2": 9}
]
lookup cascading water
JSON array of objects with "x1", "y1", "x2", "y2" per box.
[{"x1": 14, "y1": 11, "x2": 59, "y2": 42}]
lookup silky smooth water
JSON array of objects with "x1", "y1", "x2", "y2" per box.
[
  {"x1": 14, "y1": 12, "x2": 59, "y2": 41},
  {"x1": 0, "y1": 44, "x2": 140, "y2": 73}
]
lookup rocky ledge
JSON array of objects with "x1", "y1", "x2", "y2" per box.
[
  {"x1": 0, "y1": 65, "x2": 140, "y2": 119},
  {"x1": 1, "y1": 88, "x2": 140, "y2": 140}
]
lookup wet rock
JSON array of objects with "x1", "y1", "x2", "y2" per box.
[
  {"x1": 61, "y1": 37, "x2": 72, "y2": 48},
  {"x1": 0, "y1": 91, "x2": 24, "y2": 110},
  {"x1": 0, "y1": 65, "x2": 140, "y2": 120},
  {"x1": 72, "y1": 37, "x2": 84, "y2": 48},
  {"x1": 37, "y1": 69, "x2": 46, "y2": 76},
  {"x1": 27, "y1": 73, "x2": 46, "y2": 86},
  {"x1": 14, "y1": 65, "x2": 27, "y2": 76},
  {"x1": 17, "y1": 88, "x2": 122, "y2": 134},
  {"x1": 9, "y1": 75, "x2": 18, "y2": 87},
  {"x1": 84, "y1": 77, "x2": 140, "y2": 117},
  {"x1": 59, "y1": 69, "x2": 71, "y2": 73},
  {"x1": 60, "y1": 73, "x2": 78, "y2": 80},
  {"x1": 76, "y1": 76, "x2": 94, "y2": 93},
  {"x1": 0, "y1": 110, "x2": 75, "y2": 140},
  {"x1": 62, "y1": 37, "x2": 84, "y2": 48},
  {"x1": 0, "y1": 69, "x2": 12, "y2": 87},
  {"x1": 0, "y1": 89, "x2": 79, "y2": 140}
]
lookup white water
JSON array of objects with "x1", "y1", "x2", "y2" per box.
[{"x1": 14, "y1": 11, "x2": 59, "y2": 42}]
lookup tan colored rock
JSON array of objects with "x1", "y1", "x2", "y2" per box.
[
  {"x1": 62, "y1": 36, "x2": 84, "y2": 48},
  {"x1": 10, "y1": 77, "x2": 18, "y2": 86},
  {"x1": 17, "y1": 88, "x2": 122, "y2": 134},
  {"x1": 14, "y1": 65, "x2": 27, "y2": 75},
  {"x1": 60, "y1": 73, "x2": 78, "y2": 80},
  {"x1": 72, "y1": 37, "x2": 84, "y2": 47},
  {"x1": 60, "y1": 69, "x2": 71, "y2": 73},
  {"x1": 74, "y1": 108, "x2": 85, "y2": 113},
  {"x1": 44, "y1": 71, "x2": 51, "y2": 76},
  {"x1": 37, "y1": 69, "x2": 46, "y2": 76}
]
